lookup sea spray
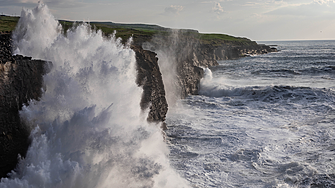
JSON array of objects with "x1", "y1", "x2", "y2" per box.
[
  {"x1": 198, "y1": 67, "x2": 226, "y2": 97},
  {"x1": 143, "y1": 30, "x2": 206, "y2": 110},
  {"x1": 166, "y1": 41, "x2": 335, "y2": 187},
  {"x1": 1, "y1": 3, "x2": 189, "y2": 188},
  {"x1": 143, "y1": 30, "x2": 182, "y2": 109}
]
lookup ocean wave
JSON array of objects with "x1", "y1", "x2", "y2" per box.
[
  {"x1": 252, "y1": 69, "x2": 302, "y2": 76},
  {"x1": 199, "y1": 69, "x2": 335, "y2": 103},
  {"x1": 1, "y1": 3, "x2": 189, "y2": 188},
  {"x1": 201, "y1": 84, "x2": 334, "y2": 102},
  {"x1": 251, "y1": 66, "x2": 335, "y2": 77}
]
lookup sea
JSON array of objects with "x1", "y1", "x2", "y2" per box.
[
  {"x1": 166, "y1": 40, "x2": 335, "y2": 187},
  {"x1": 1, "y1": 3, "x2": 335, "y2": 188}
]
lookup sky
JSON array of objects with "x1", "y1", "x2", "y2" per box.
[{"x1": 1, "y1": 0, "x2": 335, "y2": 41}]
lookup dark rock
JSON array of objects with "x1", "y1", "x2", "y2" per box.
[
  {"x1": 0, "y1": 30, "x2": 278, "y2": 178},
  {"x1": 143, "y1": 31, "x2": 277, "y2": 99},
  {"x1": 0, "y1": 32, "x2": 50, "y2": 178},
  {"x1": 132, "y1": 45, "x2": 168, "y2": 122}
]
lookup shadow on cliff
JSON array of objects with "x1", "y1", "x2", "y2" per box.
[{"x1": 0, "y1": 32, "x2": 51, "y2": 178}]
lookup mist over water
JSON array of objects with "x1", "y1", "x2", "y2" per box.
[
  {"x1": 143, "y1": 29, "x2": 198, "y2": 109},
  {"x1": 1, "y1": 3, "x2": 189, "y2": 188}
]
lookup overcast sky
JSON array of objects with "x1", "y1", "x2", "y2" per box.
[{"x1": 1, "y1": 0, "x2": 335, "y2": 41}]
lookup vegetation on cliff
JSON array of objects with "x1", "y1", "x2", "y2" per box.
[
  {"x1": 0, "y1": 14, "x2": 278, "y2": 179},
  {"x1": 1, "y1": 15, "x2": 255, "y2": 46},
  {"x1": 0, "y1": 16, "x2": 19, "y2": 32}
]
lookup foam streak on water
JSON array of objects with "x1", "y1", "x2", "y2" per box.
[
  {"x1": 166, "y1": 41, "x2": 335, "y2": 187},
  {"x1": 0, "y1": 3, "x2": 188, "y2": 188}
]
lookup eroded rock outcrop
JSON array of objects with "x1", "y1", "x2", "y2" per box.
[
  {"x1": 143, "y1": 31, "x2": 277, "y2": 98},
  {"x1": 132, "y1": 45, "x2": 168, "y2": 122},
  {"x1": 0, "y1": 32, "x2": 50, "y2": 178}
]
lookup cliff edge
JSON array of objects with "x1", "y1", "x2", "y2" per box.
[
  {"x1": 143, "y1": 30, "x2": 277, "y2": 98},
  {"x1": 132, "y1": 45, "x2": 168, "y2": 123},
  {"x1": 0, "y1": 21, "x2": 277, "y2": 178},
  {"x1": 0, "y1": 32, "x2": 50, "y2": 178}
]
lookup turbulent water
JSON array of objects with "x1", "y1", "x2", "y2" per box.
[
  {"x1": 2, "y1": 4, "x2": 335, "y2": 188},
  {"x1": 0, "y1": 4, "x2": 188, "y2": 188},
  {"x1": 166, "y1": 41, "x2": 335, "y2": 187}
]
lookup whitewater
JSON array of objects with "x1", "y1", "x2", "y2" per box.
[
  {"x1": 166, "y1": 41, "x2": 335, "y2": 187},
  {"x1": 2, "y1": 3, "x2": 335, "y2": 188},
  {"x1": 0, "y1": 4, "x2": 189, "y2": 188}
]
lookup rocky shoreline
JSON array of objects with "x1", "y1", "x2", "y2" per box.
[
  {"x1": 0, "y1": 30, "x2": 276, "y2": 178},
  {"x1": 143, "y1": 31, "x2": 277, "y2": 98}
]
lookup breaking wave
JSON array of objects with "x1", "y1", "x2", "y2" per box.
[
  {"x1": 199, "y1": 68, "x2": 335, "y2": 104},
  {"x1": 0, "y1": 3, "x2": 189, "y2": 188}
]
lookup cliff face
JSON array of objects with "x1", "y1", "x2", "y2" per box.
[
  {"x1": 209, "y1": 44, "x2": 277, "y2": 60},
  {"x1": 0, "y1": 32, "x2": 50, "y2": 178},
  {"x1": 132, "y1": 45, "x2": 168, "y2": 122},
  {"x1": 0, "y1": 32, "x2": 166, "y2": 178},
  {"x1": 0, "y1": 30, "x2": 277, "y2": 178},
  {"x1": 143, "y1": 31, "x2": 277, "y2": 98},
  {"x1": 197, "y1": 42, "x2": 277, "y2": 61}
]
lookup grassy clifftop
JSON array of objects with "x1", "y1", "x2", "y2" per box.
[
  {"x1": 0, "y1": 15, "x2": 255, "y2": 46},
  {"x1": 0, "y1": 16, "x2": 19, "y2": 32}
]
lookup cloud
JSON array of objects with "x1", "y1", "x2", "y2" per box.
[
  {"x1": 18, "y1": 0, "x2": 39, "y2": 3},
  {"x1": 314, "y1": 0, "x2": 335, "y2": 5},
  {"x1": 213, "y1": 2, "x2": 224, "y2": 14},
  {"x1": 164, "y1": 5, "x2": 184, "y2": 15},
  {"x1": 0, "y1": 0, "x2": 32, "y2": 6},
  {"x1": 265, "y1": 0, "x2": 335, "y2": 18},
  {"x1": 0, "y1": 0, "x2": 85, "y2": 8},
  {"x1": 45, "y1": 0, "x2": 85, "y2": 8}
]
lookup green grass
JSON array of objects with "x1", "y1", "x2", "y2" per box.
[
  {"x1": 199, "y1": 33, "x2": 247, "y2": 41},
  {"x1": 197, "y1": 33, "x2": 256, "y2": 46},
  {"x1": 58, "y1": 20, "x2": 74, "y2": 33},
  {"x1": 0, "y1": 15, "x2": 19, "y2": 32},
  {"x1": 0, "y1": 15, "x2": 256, "y2": 46},
  {"x1": 90, "y1": 23, "x2": 161, "y2": 44}
]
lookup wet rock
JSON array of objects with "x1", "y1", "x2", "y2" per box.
[
  {"x1": 0, "y1": 30, "x2": 278, "y2": 178},
  {"x1": 0, "y1": 32, "x2": 50, "y2": 178},
  {"x1": 142, "y1": 31, "x2": 277, "y2": 98},
  {"x1": 132, "y1": 45, "x2": 168, "y2": 122}
]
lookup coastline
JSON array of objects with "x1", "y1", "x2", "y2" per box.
[{"x1": 0, "y1": 20, "x2": 277, "y2": 178}]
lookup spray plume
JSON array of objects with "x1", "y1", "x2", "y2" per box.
[{"x1": 1, "y1": 3, "x2": 189, "y2": 188}]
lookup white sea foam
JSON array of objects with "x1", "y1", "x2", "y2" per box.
[
  {"x1": 1, "y1": 3, "x2": 189, "y2": 188},
  {"x1": 166, "y1": 41, "x2": 335, "y2": 187},
  {"x1": 199, "y1": 67, "x2": 232, "y2": 97}
]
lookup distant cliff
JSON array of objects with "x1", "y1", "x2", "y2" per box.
[{"x1": 142, "y1": 30, "x2": 277, "y2": 98}]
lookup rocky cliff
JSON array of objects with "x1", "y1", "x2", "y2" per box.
[
  {"x1": 0, "y1": 31, "x2": 50, "y2": 178},
  {"x1": 143, "y1": 31, "x2": 277, "y2": 98},
  {"x1": 0, "y1": 29, "x2": 277, "y2": 178},
  {"x1": 132, "y1": 45, "x2": 168, "y2": 123},
  {"x1": 0, "y1": 32, "x2": 168, "y2": 178}
]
